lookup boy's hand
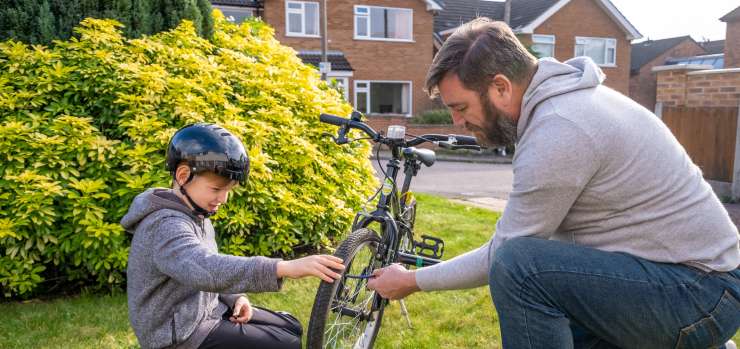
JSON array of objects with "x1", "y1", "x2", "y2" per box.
[
  {"x1": 276, "y1": 255, "x2": 345, "y2": 283},
  {"x1": 229, "y1": 296, "x2": 253, "y2": 324}
]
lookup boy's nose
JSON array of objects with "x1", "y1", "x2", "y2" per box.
[{"x1": 217, "y1": 191, "x2": 229, "y2": 204}]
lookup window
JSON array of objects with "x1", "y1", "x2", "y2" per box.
[
  {"x1": 354, "y1": 81, "x2": 412, "y2": 115},
  {"x1": 214, "y1": 5, "x2": 254, "y2": 24},
  {"x1": 354, "y1": 6, "x2": 412, "y2": 41},
  {"x1": 328, "y1": 76, "x2": 349, "y2": 101},
  {"x1": 531, "y1": 34, "x2": 555, "y2": 58},
  {"x1": 575, "y1": 37, "x2": 616, "y2": 66},
  {"x1": 286, "y1": 1, "x2": 319, "y2": 37}
]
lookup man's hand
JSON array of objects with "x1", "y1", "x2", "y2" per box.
[
  {"x1": 366, "y1": 264, "x2": 421, "y2": 300},
  {"x1": 276, "y1": 255, "x2": 345, "y2": 283},
  {"x1": 229, "y1": 296, "x2": 253, "y2": 324}
]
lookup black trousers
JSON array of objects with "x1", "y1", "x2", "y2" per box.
[{"x1": 198, "y1": 307, "x2": 302, "y2": 349}]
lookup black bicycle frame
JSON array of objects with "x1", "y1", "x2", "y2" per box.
[{"x1": 352, "y1": 145, "x2": 417, "y2": 266}]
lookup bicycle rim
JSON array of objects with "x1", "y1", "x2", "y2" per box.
[{"x1": 323, "y1": 239, "x2": 383, "y2": 348}]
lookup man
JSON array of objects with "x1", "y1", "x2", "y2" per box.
[{"x1": 367, "y1": 18, "x2": 740, "y2": 348}]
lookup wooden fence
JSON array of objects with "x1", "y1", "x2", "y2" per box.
[{"x1": 661, "y1": 106, "x2": 739, "y2": 182}]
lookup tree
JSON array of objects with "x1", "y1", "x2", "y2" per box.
[{"x1": 0, "y1": 0, "x2": 214, "y2": 44}]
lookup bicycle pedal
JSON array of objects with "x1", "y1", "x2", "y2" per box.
[{"x1": 412, "y1": 235, "x2": 444, "y2": 259}]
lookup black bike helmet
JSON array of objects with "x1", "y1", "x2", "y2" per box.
[
  {"x1": 166, "y1": 123, "x2": 249, "y2": 217},
  {"x1": 166, "y1": 123, "x2": 249, "y2": 184}
]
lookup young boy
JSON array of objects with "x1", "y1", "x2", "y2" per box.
[{"x1": 122, "y1": 123, "x2": 345, "y2": 349}]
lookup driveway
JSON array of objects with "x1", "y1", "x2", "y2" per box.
[{"x1": 371, "y1": 159, "x2": 513, "y2": 212}]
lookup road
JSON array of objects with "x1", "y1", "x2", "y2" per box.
[{"x1": 371, "y1": 159, "x2": 513, "y2": 211}]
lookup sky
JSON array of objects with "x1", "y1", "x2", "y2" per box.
[
  {"x1": 605, "y1": 0, "x2": 737, "y2": 42},
  {"x1": 483, "y1": 0, "x2": 737, "y2": 42}
]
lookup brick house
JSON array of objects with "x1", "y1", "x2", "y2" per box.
[
  {"x1": 435, "y1": 0, "x2": 642, "y2": 96},
  {"x1": 212, "y1": 0, "x2": 442, "y2": 118},
  {"x1": 628, "y1": 36, "x2": 707, "y2": 110},
  {"x1": 700, "y1": 39, "x2": 725, "y2": 55},
  {"x1": 211, "y1": 0, "x2": 641, "y2": 118},
  {"x1": 721, "y1": 6, "x2": 740, "y2": 68},
  {"x1": 653, "y1": 5, "x2": 740, "y2": 109}
]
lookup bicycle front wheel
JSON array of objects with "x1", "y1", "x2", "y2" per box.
[{"x1": 307, "y1": 228, "x2": 385, "y2": 349}]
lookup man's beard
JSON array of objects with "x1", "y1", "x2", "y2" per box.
[{"x1": 466, "y1": 95, "x2": 517, "y2": 148}]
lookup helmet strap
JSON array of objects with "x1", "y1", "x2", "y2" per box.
[{"x1": 178, "y1": 170, "x2": 215, "y2": 218}]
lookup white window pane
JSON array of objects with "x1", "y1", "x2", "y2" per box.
[
  {"x1": 584, "y1": 38, "x2": 606, "y2": 64},
  {"x1": 288, "y1": 2, "x2": 301, "y2": 9},
  {"x1": 387, "y1": 9, "x2": 411, "y2": 40},
  {"x1": 370, "y1": 83, "x2": 409, "y2": 114},
  {"x1": 607, "y1": 47, "x2": 615, "y2": 64},
  {"x1": 532, "y1": 43, "x2": 554, "y2": 57},
  {"x1": 401, "y1": 83, "x2": 410, "y2": 114},
  {"x1": 305, "y1": 3, "x2": 319, "y2": 35},
  {"x1": 356, "y1": 92, "x2": 368, "y2": 113},
  {"x1": 356, "y1": 16, "x2": 368, "y2": 36},
  {"x1": 370, "y1": 8, "x2": 385, "y2": 38},
  {"x1": 533, "y1": 35, "x2": 554, "y2": 44},
  {"x1": 288, "y1": 13, "x2": 302, "y2": 33},
  {"x1": 355, "y1": 6, "x2": 368, "y2": 14},
  {"x1": 575, "y1": 44, "x2": 584, "y2": 57}
]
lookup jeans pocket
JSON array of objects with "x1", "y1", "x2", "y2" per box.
[{"x1": 674, "y1": 290, "x2": 740, "y2": 349}]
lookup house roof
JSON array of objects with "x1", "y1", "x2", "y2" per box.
[
  {"x1": 720, "y1": 6, "x2": 740, "y2": 22},
  {"x1": 211, "y1": 0, "x2": 442, "y2": 11},
  {"x1": 211, "y1": 0, "x2": 260, "y2": 7},
  {"x1": 630, "y1": 35, "x2": 698, "y2": 73},
  {"x1": 700, "y1": 40, "x2": 725, "y2": 55},
  {"x1": 434, "y1": 0, "x2": 506, "y2": 34},
  {"x1": 297, "y1": 51, "x2": 353, "y2": 71},
  {"x1": 665, "y1": 53, "x2": 724, "y2": 70},
  {"x1": 437, "y1": 0, "x2": 641, "y2": 40}
]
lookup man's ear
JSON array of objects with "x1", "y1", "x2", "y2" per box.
[
  {"x1": 487, "y1": 74, "x2": 514, "y2": 107},
  {"x1": 175, "y1": 165, "x2": 191, "y2": 187}
]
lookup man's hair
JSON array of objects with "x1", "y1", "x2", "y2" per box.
[{"x1": 425, "y1": 18, "x2": 537, "y2": 97}]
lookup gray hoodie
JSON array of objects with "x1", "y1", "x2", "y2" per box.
[
  {"x1": 122, "y1": 188, "x2": 282, "y2": 349},
  {"x1": 415, "y1": 57, "x2": 740, "y2": 291}
]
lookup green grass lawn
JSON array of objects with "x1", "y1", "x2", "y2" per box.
[{"x1": 0, "y1": 193, "x2": 737, "y2": 348}]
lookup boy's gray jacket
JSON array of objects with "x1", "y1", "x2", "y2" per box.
[
  {"x1": 122, "y1": 188, "x2": 282, "y2": 349},
  {"x1": 415, "y1": 57, "x2": 740, "y2": 291}
]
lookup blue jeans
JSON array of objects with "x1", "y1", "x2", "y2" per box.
[{"x1": 489, "y1": 237, "x2": 740, "y2": 349}]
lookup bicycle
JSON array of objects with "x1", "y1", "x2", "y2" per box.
[{"x1": 307, "y1": 111, "x2": 481, "y2": 349}]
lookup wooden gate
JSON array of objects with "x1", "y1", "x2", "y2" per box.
[{"x1": 661, "y1": 106, "x2": 739, "y2": 182}]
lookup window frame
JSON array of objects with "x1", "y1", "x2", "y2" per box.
[
  {"x1": 213, "y1": 5, "x2": 255, "y2": 24},
  {"x1": 286, "y1": 0, "x2": 320, "y2": 38},
  {"x1": 353, "y1": 5, "x2": 414, "y2": 42},
  {"x1": 531, "y1": 34, "x2": 556, "y2": 58},
  {"x1": 574, "y1": 36, "x2": 617, "y2": 67},
  {"x1": 354, "y1": 80, "x2": 413, "y2": 117}
]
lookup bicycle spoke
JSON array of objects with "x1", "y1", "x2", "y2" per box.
[{"x1": 321, "y1": 241, "x2": 382, "y2": 349}]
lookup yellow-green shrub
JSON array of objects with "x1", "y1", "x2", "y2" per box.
[{"x1": 0, "y1": 12, "x2": 375, "y2": 298}]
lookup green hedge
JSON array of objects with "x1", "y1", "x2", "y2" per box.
[
  {"x1": 0, "y1": 13, "x2": 376, "y2": 298},
  {"x1": 409, "y1": 109, "x2": 452, "y2": 124}
]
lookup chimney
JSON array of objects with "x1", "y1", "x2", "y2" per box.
[{"x1": 504, "y1": 0, "x2": 512, "y2": 25}]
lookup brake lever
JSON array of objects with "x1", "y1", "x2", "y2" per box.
[{"x1": 321, "y1": 132, "x2": 339, "y2": 144}]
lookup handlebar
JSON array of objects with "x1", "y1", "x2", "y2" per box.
[
  {"x1": 319, "y1": 114, "x2": 350, "y2": 127},
  {"x1": 320, "y1": 112, "x2": 481, "y2": 151}
]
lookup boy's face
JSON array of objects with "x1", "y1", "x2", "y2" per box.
[{"x1": 176, "y1": 165, "x2": 239, "y2": 213}]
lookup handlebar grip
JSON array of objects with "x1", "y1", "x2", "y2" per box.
[
  {"x1": 319, "y1": 113, "x2": 350, "y2": 127},
  {"x1": 451, "y1": 134, "x2": 479, "y2": 146}
]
